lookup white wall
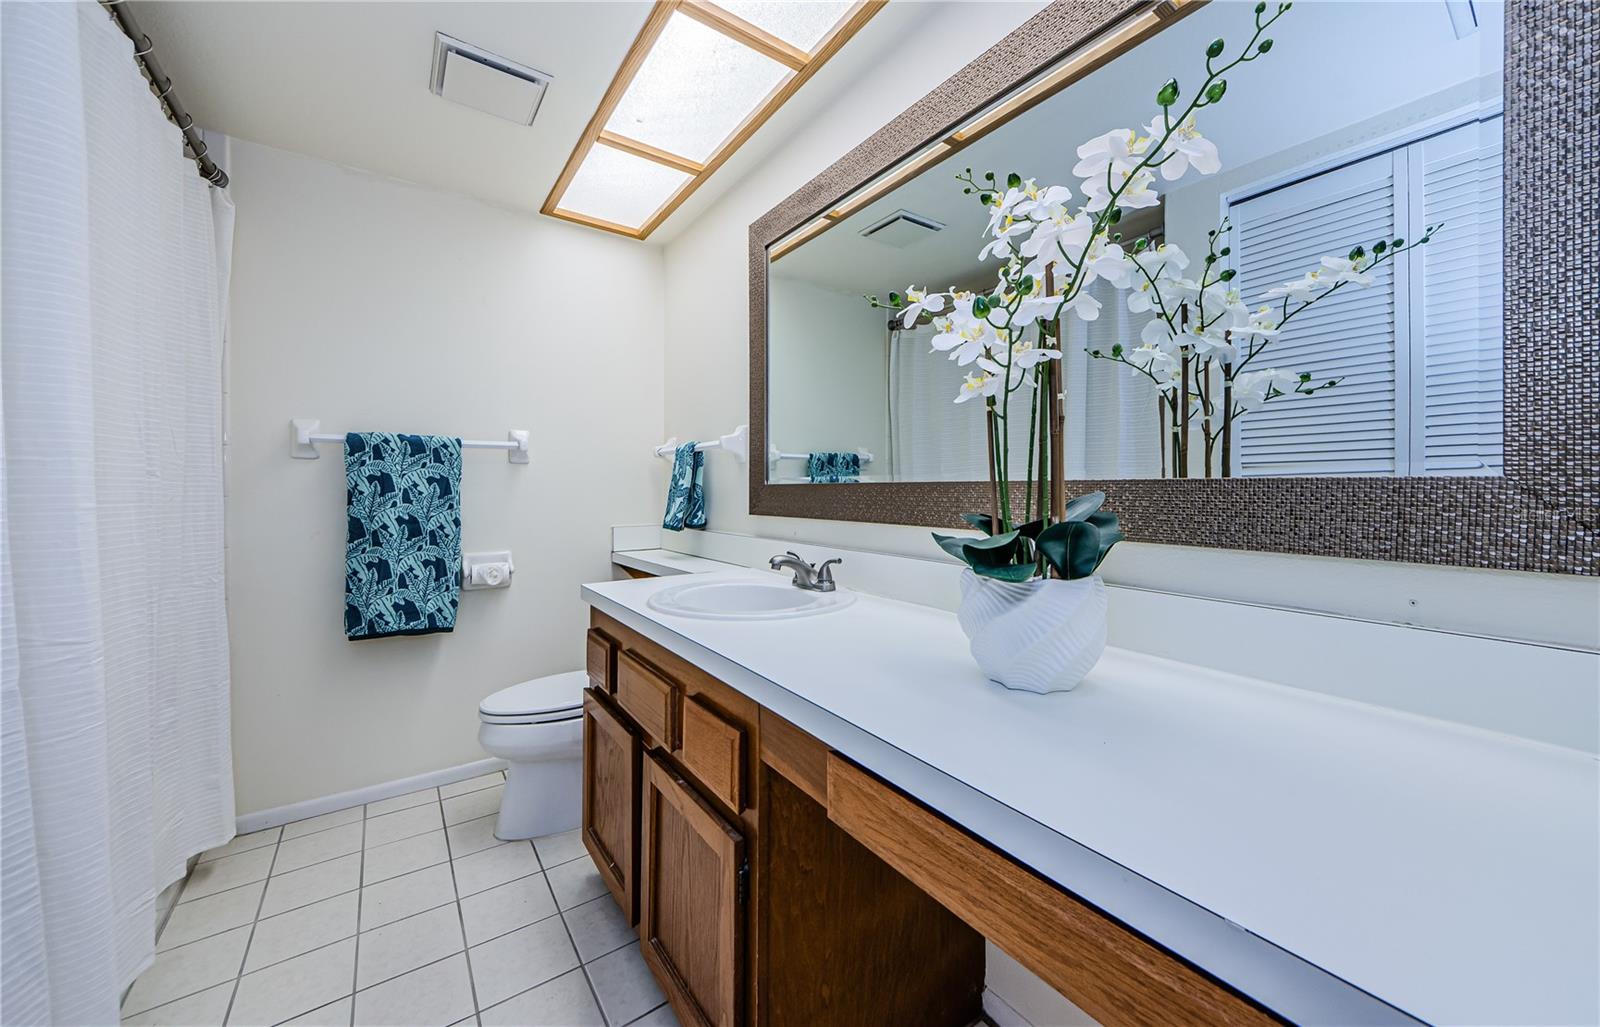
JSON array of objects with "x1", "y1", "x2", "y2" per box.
[
  {"x1": 767, "y1": 275, "x2": 887, "y2": 477},
  {"x1": 224, "y1": 140, "x2": 665, "y2": 815}
]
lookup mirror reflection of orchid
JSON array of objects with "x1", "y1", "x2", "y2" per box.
[
  {"x1": 865, "y1": 1, "x2": 1442, "y2": 583},
  {"x1": 1094, "y1": 215, "x2": 1437, "y2": 477}
]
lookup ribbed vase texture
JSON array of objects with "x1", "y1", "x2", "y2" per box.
[{"x1": 956, "y1": 570, "x2": 1108, "y2": 693}]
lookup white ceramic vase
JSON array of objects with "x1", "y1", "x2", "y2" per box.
[{"x1": 956, "y1": 569, "x2": 1107, "y2": 694}]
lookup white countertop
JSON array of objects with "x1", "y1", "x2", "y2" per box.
[
  {"x1": 611, "y1": 548, "x2": 733, "y2": 577},
  {"x1": 583, "y1": 571, "x2": 1599, "y2": 1027}
]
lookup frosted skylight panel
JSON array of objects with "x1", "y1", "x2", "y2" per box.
[
  {"x1": 558, "y1": 143, "x2": 691, "y2": 229},
  {"x1": 604, "y1": 12, "x2": 790, "y2": 164},
  {"x1": 715, "y1": 1, "x2": 855, "y2": 52}
]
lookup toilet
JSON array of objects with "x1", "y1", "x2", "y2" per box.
[{"x1": 476, "y1": 670, "x2": 588, "y2": 840}]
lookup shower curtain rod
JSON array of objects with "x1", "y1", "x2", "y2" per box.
[{"x1": 99, "y1": 0, "x2": 228, "y2": 188}]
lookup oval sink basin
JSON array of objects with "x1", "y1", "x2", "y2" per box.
[{"x1": 647, "y1": 580, "x2": 855, "y2": 620}]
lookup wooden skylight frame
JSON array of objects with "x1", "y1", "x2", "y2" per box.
[{"x1": 541, "y1": 0, "x2": 884, "y2": 240}]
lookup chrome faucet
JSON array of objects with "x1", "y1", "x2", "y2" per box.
[{"x1": 769, "y1": 552, "x2": 841, "y2": 592}]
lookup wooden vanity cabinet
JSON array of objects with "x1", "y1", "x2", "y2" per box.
[{"x1": 585, "y1": 610, "x2": 978, "y2": 1027}]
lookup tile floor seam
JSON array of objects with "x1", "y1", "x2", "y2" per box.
[
  {"x1": 173, "y1": 876, "x2": 271, "y2": 910},
  {"x1": 454, "y1": 865, "x2": 546, "y2": 902},
  {"x1": 622, "y1": 1002, "x2": 671, "y2": 1027},
  {"x1": 221, "y1": 827, "x2": 283, "y2": 1025},
  {"x1": 350, "y1": 801, "x2": 368, "y2": 1027},
  {"x1": 436, "y1": 790, "x2": 486, "y2": 1022},
  {"x1": 540, "y1": 844, "x2": 610, "y2": 1025},
  {"x1": 462, "y1": 903, "x2": 562, "y2": 951}
]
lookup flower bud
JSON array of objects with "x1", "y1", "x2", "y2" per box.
[
  {"x1": 1205, "y1": 80, "x2": 1228, "y2": 103},
  {"x1": 1206, "y1": 38, "x2": 1226, "y2": 59},
  {"x1": 1156, "y1": 78, "x2": 1179, "y2": 107}
]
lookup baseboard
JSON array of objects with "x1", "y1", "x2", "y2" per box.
[
  {"x1": 982, "y1": 989, "x2": 1034, "y2": 1027},
  {"x1": 235, "y1": 757, "x2": 508, "y2": 834}
]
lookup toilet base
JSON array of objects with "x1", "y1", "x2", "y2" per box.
[{"x1": 495, "y1": 757, "x2": 581, "y2": 841}]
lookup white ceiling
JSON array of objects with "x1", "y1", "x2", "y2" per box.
[{"x1": 133, "y1": 1, "x2": 925, "y2": 240}]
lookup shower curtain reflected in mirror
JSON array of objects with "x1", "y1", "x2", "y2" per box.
[{"x1": 885, "y1": 280, "x2": 1161, "y2": 485}]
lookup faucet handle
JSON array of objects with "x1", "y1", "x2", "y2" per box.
[{"x1": 815, "y1": 558, "x2": 842, "y2": 588}]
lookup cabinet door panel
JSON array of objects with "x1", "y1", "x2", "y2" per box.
[
  {"x1": 641, "y1": 751, "x2": 745, "y2": 1027},
  {"x1": 583, "y1": 690, "x2": 640, "y2": 923}
]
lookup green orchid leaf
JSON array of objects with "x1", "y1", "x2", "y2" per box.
[
  {"x1": 1037, "y1": 520, "x2": 1103, "y2": 580},
  {"x1": 971, "y1": 562, "x2": 1038, "y2": 583},
  {"x1": 931, "y1": 532, "x2": 980, "y2": 566},
  {"x1": 1012, "y1": 518, "x2": 1046, "y2": 540},
  {"x1": 962, "y1": 529, "x2": 1021, "y2": 568},
  {"x1": 1086, "y1": 511, "x2": 1125, "y2": 568},
  {"x1": 959, "y1": 513, "x2": 996, "y2": 534},
  {"x1": 1063, "y1": 490, "x2": 1106, "y2": 523}
]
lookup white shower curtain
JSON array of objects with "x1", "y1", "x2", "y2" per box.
[{"x1": 1, "y1": 4, "x2": 235, "y2": 1023}]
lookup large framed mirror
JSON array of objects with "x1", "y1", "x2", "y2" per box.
[{"x1": 750, "y1": 0, "x2": 1596, "y2": 574}]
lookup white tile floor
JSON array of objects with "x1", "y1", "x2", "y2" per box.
[{"x1": 124, "y1": 772, "x2": 679, "y2": 1027}]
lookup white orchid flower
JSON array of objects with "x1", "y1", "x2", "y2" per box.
[
  {"x1": 1187, "y1": 328, "x2": 1237, "y2": 365},
  {"x1": 1019, "y1": 207, "x2": 1094, "y2": 276},
  {"x1": 1071, "y1": 129, "x2": 1151, "y2": 180},
  {"x1": 898, "y1": 286, "x2": 942, "y2": 327},
  {"x1": 1009, "y1": 337, "x2": 1063, "y2": 372},
  {"x1": 1263, "y1": 270, "x2": 1325, "y2": 300},
  {"x1": 1061, "y1": 290, "x2": 1102, "y2": 322},
  {"x1": 1140, "y1": 317, "x2": 1177, "y2": 347},
  {"x1": 1081, "y1": 166, "x2": 1159, "y2": 211},
  {"x1": 1130, "y1": 242, "x2": 1191, "y2": 279},
  {"x1": 1126, "y1": 343, "x2": 1179, "y2": 386},
  {"x1": 1233, "y1": 368, "x2": 1300, "y2": 408},
  {"x1": 930, "y1": 321, "x2": 986, "y2": 366},
  {"x1": 1243, "y1": 306, "x2": 1282, "y2": 339},
  {"x1": 1144, "y1": 114, "x2": 1220, "y2": 181},
  {"x1": 954, "y1": 358, "x2": 1013, "y2": 404},
  {"x1": 1319, "y1": 254, "x2": 1375, "y2": 286},
  {"x1": 979, "y1": 221, "x2": 1030, "y2": 262},
  {"x1": 1085, "y1": 240, "x2": 1135, "y2": 289}
]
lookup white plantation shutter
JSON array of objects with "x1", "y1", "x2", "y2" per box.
[
  {"x1": 1227, "y1": 112, "x2": 1502, "y2": 478},
  {"x1": 1231, "y1": 151, "x2": 1404, "y2": 476},
  {"x1": 1419, "y1": 118, "x2": 1503, "y2": 474}
]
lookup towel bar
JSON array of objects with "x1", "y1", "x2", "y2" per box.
[
  {"x1": 290, "y1": 419, "x2": 529, "y2": 463},
  {"x1": 767, "y1": 444, "x2": 874, "y2": 464},
  {"x1": 652, "y1": 424, "x2": 749, "y2": 464}
]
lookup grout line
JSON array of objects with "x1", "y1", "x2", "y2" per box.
[
  {"x1": 437, "y1": 788, "x2": 486, "y2": 1019},
  {"x1": 536, "y1": 843, "x2": 609, "y2": 1026},
  {"x1": 621, "y1": 1001, "x2": 671, "y2": 1027},
  {"x1": 221, "y1": 824, "x2": 284, "y2": 1025},
  {"x1": 350, "y1": 801, "x2": 367, "y2": 1027}
]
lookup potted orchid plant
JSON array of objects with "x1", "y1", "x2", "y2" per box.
[{"x1": 867, "y1": 1, "x2": 1431, "y2": 693}]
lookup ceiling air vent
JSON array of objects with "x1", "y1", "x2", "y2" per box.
[
  {"x1": 859, "y1": 209, "x2": 946, "y2": 248},
  {"x1": 430, "y1": 33, "x2": 553, "y2": 126}
]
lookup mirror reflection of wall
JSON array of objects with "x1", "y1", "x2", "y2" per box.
[{"x1": 766, "y1": 0, "x2": 1504, "y2": 484}]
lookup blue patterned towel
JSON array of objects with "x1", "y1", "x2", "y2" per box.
[
  {"x1": 345, "y1": 433, "x2": 462, "y2": 640},
  {"x1": 661, "y1": 441, "x2": 706, "y2": 531},
  {"x1": 807, "y1": 452, "x2": 860, "y2": 483}
]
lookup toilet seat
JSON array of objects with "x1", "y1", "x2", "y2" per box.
[{"x1": 478, "y1": 670, "x2": 588, "y2": 725}]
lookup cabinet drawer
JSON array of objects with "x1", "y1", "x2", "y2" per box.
[
  {"x1": 680, "y1": 696, "x2": 746, "y2": 811},
  {"x1": 586, "y1": 629, "x2": 617, "y2": 694},
  {"x1": 616, "y1": 650, "x2": 678, "y2": 748}
]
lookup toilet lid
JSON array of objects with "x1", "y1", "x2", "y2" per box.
[{"x1": 479, "y1": 670, "x2": 588, "y2": 720}]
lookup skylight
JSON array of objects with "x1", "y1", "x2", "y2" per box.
[{"x1": 543, "y1": 1, "x2": 882, "y2": 239}]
